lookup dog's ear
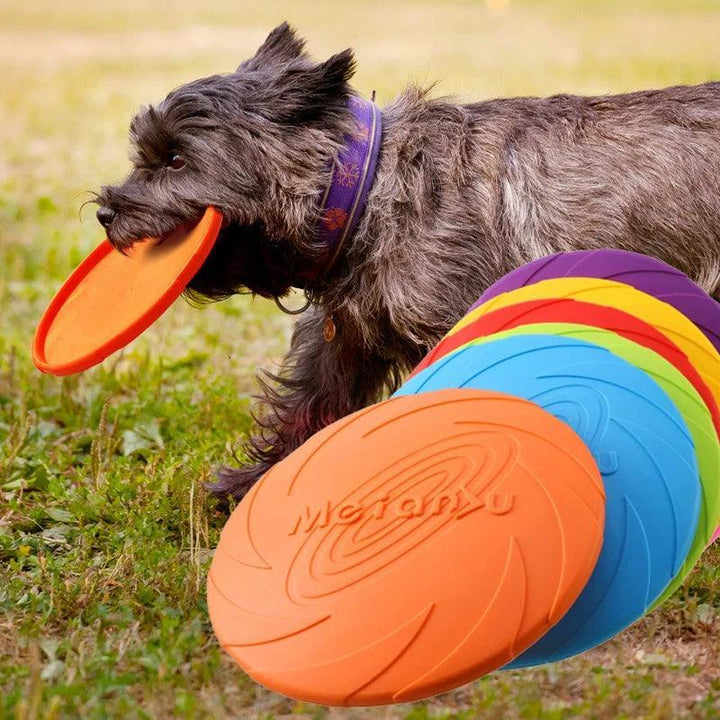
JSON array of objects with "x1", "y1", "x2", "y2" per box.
[
  {"x1": 276, "y1": 49, "x2": 357, "y2": 123},
  {"x1": 315, "y1": 49, "x2": 357, "y2": 96},
  {"x1": 242, "y1": 47, "x2": 356, "y2": 125},
  {"x1": 240, "y1": 22, "x2": 307, "y2": 71}
]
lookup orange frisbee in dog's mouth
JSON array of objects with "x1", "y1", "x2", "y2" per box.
[{"x1": 32, "y1": 206, "x2": 222, "y2": 376}]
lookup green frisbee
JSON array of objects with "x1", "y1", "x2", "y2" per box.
[{"x1": 449, "y1": 322, "x2": 719, "y2": 606}]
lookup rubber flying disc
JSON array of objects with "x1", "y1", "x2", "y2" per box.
[
  {"x1": 455, "y1": 278, "x2": 720, "y2": 424},
  {"x1": 447, "y1": 323, "x2": 718, "y2": 616},
  {"x1": 411, "y1": 297, "x2": 720, "y2": 439},
  {"x1": 472, "y1": 249, "x2": 720, "y2": 356},
  {"x1": 32, "y1": 206, "x2": 223, "y2": 375},
  {"x1": 396, "y1": 336, "x2": 701, "y2": 664},
  {"x1": 208, "y1": 390, "x2": 605, "y2": 705}
]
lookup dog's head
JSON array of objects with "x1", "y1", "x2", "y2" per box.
[{"x1": 95, "y1": 23, "x2": 357, "y2": 300}]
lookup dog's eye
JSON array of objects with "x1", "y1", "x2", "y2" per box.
[{"x1": 168, "y1": 154, "x2": 185, "y2": 170}]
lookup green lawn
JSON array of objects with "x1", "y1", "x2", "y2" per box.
[{"x1": 1, "y1": 1, "x2": 719, "y2": 718}]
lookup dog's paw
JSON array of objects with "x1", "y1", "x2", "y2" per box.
[{"x1": 206, "y1": 462, "x2": 271, "y2": 504}]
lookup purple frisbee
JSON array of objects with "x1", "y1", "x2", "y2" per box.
[{"x1": 472, "y1": 249, "x2": 720, "y2": 355}]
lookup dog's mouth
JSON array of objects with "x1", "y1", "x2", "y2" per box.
[
  {"x1": 106, "y1": 213, "x2": 302, "y2": 302},
  {"x1": 105, "y1": 211, "x2": 209, "y2": 260}
]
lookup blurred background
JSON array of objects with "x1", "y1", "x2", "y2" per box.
[{"x1": 1, "y1": 1, "x2": 719, "y2": 718}]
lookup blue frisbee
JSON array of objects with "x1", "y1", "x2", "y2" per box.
[{"x1": 395, "y1": 335, "x2": 701, "y2": 665}]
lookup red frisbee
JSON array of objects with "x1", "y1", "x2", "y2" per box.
[
  {"x1": 208, "y1": 390, "x2": 605, "y2": 705},
  {"x1": 33, "y1": 207, "x2": 222, "y2": 375},
  {"x1": 410, "y1": 297, "x2": 720, "y2": 438}
]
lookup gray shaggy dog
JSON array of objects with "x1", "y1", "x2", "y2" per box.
[{"x1": 96, "y1": 23, "x2": 720, "y2": 501}]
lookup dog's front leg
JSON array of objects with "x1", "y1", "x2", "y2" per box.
[{"x1": 210, "y1": 306, "x2": 397, "y2": 502}]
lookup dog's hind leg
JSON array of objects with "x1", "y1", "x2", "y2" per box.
[{"x1": 208, "y1": 306, "x2": 400, "y2": 502}]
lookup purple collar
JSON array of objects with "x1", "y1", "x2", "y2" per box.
[{"x1": 307, "y1": 96, "x2": 382, "y2": 281}]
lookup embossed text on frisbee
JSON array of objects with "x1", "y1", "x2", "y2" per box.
[{"x1": 289, "y1": 481, "x2": 514, "y2": 536}]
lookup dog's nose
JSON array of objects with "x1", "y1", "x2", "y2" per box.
[{"x1": 96, "y1": 206, "x2": 116, "y2": 228}]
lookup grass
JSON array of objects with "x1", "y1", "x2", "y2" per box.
[{"x1": 1, "y1": 0, "x2": 719, "y2": 717}]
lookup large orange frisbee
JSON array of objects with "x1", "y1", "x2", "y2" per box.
[
  {"x1": 208, "y1": 389, "x2": 605, "y2": 705},
  {"x1": 32, "y1": 207, "x2": 222, "y2": 375}
]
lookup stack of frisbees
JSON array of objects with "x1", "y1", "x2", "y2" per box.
[
  {"x1": 32, "y1": 221, "x2": 719, "y2": 707},
  {"x1": 207, "y1": 249, "x2": 720, "y2": 706}
]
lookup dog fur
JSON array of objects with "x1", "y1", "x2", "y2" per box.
[{"x1": 96, "y1": 23, "x2": 720, "y2": 501}]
